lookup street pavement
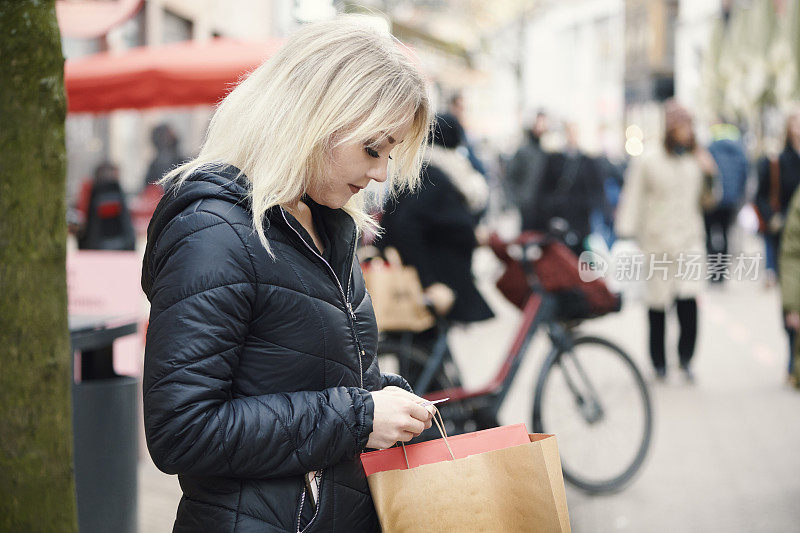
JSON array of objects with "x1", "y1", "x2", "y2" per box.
[{"x1": 138, "y1": 245, "x2": 800, "y2": 532}]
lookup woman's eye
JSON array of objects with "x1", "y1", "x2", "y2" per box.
[{"x1": 365, "y1": 146, "x2": 380, "y2": 159}]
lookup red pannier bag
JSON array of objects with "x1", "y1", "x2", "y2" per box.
[{"x1": 489, "y1": 232, "x2": 621, "y2": 320}]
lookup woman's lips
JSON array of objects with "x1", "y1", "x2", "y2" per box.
[{"x1": 349, "y1": 184, "x2": 361, "y2": 194}]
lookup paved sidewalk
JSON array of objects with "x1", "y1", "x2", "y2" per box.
[{"x1": 139, "y1": 249, "x2": 800, "y2": 532}]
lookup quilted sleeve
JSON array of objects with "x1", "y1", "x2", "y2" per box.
[{"x1": 380, "y1": 372, "x2": 414, "y2": 394}]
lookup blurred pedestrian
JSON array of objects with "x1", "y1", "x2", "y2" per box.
[
  {"x1": 505, "y1": 110, "x2": 549, "y2": 212},
  {"x1": 521, "y1": 122, "x2": 605, "y2": 255},
  {"x1": 76, "y1": 162, "x2": 136, "y2": 251},
  {"x1": 616, "y1": 100, "x2": 718, "y2": 382},
  {"x1": 779, "y1": 186, "x2": 800, "y2": 387},
  {"x1": 705, "y1": 122, "x2": 749, "y2": 283},
  {"x1": 448, "y1": 92, "x2": 489, "y2": 178},
  {"x1": 756, "y1": 108, "x2": 800, "y2": 286},
  {"x1": 140, "y1": 18, "x2": 436, "y2": 531},
  {"x1": 378, "y1": 113, "x2": 493, "y2": 325},
  {"x1": 143, "y1": 123, "x2": 184, "y2": 190},
  {"x1": 594, "y1": 152, "x2": 627, "y2": 247},
  {"x1": 758, "y1": 108, "x2": 800, "y2": 380}
]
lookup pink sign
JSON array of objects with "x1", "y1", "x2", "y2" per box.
[{"x1": 67, "y1": 250, "x2": 147, "y2": 377}]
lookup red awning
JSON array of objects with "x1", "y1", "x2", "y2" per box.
[{"x1": 64, "y1": 38, "x2": 284, "y2": 113}]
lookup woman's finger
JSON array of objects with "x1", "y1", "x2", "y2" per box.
[
  {"x1": 398, "y1": 430, "x2": 416, "y2": 443},
  {"x1": 407, "y1": 402, "x2": 431, "y2": 422},
  {"x1": 402, "y1": 418, "x2": 425, "y2": 435}
]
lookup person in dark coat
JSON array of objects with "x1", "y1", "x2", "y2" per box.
[
  {"x1": 756, "y1": 109, "x2": 800, "y2": 280},
  {"x1": 143, "y1": 123, "x2": 184, "y2": 189},
  {"x1": 522, "y1": 122, "x2": 605, "y2": 255},
  {"x1": 704, "y1": 124, "x2": 749, "y2": 283},
  {"x1": 756, "y1": 108, "x2": 800, "y2": 376},
  {"x1": 77, "y1": 162, "x2": 136, "y2": 251},
  {"x1": 378, "y1": 113, "x2": 494, "y2": 324},
  {"x1": 141, "y1": 19, "x2": 435, "y2": 532},
  {"x1": 505, "y1": 110, "x2": 549, "y2": 212}
]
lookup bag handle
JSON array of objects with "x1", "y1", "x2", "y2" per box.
[{"x1": 399, "y1": 407, "x2": 456, "y2": 469}]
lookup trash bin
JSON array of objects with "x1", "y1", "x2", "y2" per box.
[
  {"x1": 70, "y1": 318, "x2": 139, "y2": 533},
  {"x1": 73, "y1": 377, "x2": 138, "y2": 533}
]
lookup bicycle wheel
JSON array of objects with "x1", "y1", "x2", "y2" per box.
[{"x1": 532, "y1": 335, "x2": 653, "y2": 493}]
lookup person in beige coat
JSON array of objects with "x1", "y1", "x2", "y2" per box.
[{"x1": 616, "y1": 101, "x2": 717, "y2": 381}]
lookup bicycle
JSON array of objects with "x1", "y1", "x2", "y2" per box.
[{"x1": 375, "y1": 232, "x2": 653, "y2": 493}]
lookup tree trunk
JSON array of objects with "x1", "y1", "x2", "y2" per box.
[{"x1": 0, "y1": 1, "x2": 78, "y2": 530}]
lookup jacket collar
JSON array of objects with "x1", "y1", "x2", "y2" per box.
[
  {"x1": 213, "y1": 165, "x2": 358, "y2": 291},
  {"x1": 276, "y1": 195, "x2": 358, "y2": 292}
]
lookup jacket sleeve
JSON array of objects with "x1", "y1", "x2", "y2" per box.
[
  {"x1": 780, "y1": 190, "x2": 800, "y2": 312},
  {"x1": 143, "y1": 212, "x2": 374, "y2": 478},
  {"x1": 380, "y1": 372, "x2": 414, "y2": 393},
  {"x1": 615, "y1": 157, "x2": 645, "y2": 241}
]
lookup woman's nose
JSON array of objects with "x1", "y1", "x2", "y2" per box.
[{"x1": 367, "y1": 161, "x2": 389, "y2": 183}]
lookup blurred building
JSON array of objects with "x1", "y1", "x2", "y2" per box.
[
  {"x1": 520, "y1": 0, "x2": 626, "y2": 155},
  {"x1": 623, "y1": 0, "x2": 679, "y2": 144},
  {"x1": 63, "y1": 0, "x2": 305, "y2": 198}
]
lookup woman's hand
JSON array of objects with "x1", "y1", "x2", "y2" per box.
[
  {"x1": 423, "y1": 283, "x2": 455, "y2": 317},
  {"x1": 694, "y1": 147, "x2": 718, "y2": 176},
  {"x1": 367, "y1": 386, "x2": 435, "y2": 449}
]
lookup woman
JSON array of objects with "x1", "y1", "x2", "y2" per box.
[
  {"x1": 616, "y1": 100, "x2": 717, "y2": 382},
  {"x1": 142, "y1": 18, "x2": 435, "y2": 531},
  {"x1": 756, "y1": 109, "x2": 800, "y2": 283},
  {"x1": 757, "y1": 109, "x2": 800, "y2": 378},
  {"x1": 378, "y1": 113, "x2": 493, "y2": 325}
]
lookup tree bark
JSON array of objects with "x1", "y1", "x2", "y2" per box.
[{"x1": 0, "y1": 1, "x2": 78, "y2": 530}]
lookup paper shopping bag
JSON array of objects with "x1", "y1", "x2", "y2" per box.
[
  {"x1": 363, "y1": 422, "x2": 570, "y2": 533},
  {"x1": 361, "y1": 247, "x2": 435, "y2": 332}
]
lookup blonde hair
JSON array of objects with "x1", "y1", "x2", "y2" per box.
[{"x1": 163, "y1": 15, "x2": 431, "y2": 253}]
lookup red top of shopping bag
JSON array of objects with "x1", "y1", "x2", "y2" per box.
[{"x1": 360, "y1": 424, "x2": 530, "y2": 476}]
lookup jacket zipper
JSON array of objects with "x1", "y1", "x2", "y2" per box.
[
  {"x1": 296, "y1": 470, "x2": 323, "y2": 533},
  {"x1": 279, "y1": 210, "x2": 364, "y2": 387}
]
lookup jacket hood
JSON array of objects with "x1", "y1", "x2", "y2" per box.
[
  {"x1": 142, "y1": 165, "x2": 250, "y2": 295},
  {"x1": 426, "y1": 145, "x2": 489, "y2": 214}
]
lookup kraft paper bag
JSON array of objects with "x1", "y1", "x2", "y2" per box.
[
  {"x1": 362, "y1": 247, "x2": 435, "y2": 332},
  {"x1": 366, "y1": 431, "x2": 570, "y2": 533}
]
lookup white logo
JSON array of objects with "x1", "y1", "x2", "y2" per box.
[{"x1": 578, "y1": 251, "x2": 609, "y2": 282}]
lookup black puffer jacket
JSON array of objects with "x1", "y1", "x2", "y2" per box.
[{"x1": 142, "y1": 165, "x2": 408, "y2": 532}]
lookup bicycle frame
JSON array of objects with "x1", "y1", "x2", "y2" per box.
[{"x1": 419, "y1": 291, "x2": 566, "y2": 414}]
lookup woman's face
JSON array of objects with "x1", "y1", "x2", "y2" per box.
[{"x1": 308, "y1": 122, "x2": 412, "y2": 209}]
